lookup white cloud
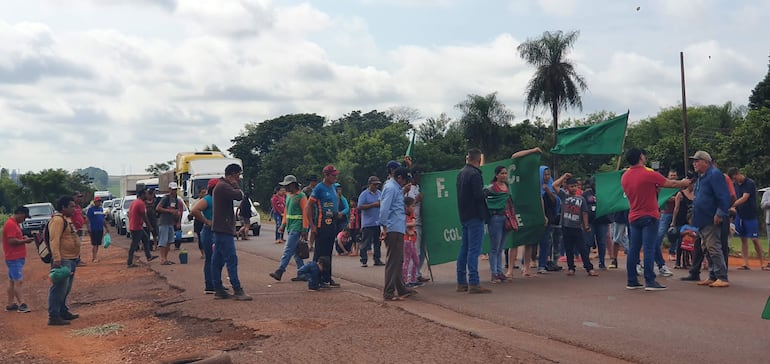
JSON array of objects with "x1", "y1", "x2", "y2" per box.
[{"x1": 536, "y1": 0, "x2": 577, "y2": 17}]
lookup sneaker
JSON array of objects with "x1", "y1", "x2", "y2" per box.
[
  {"x1": 537, "y1": 268, "x2": 548, "y2": 274},
  {"x1": 291, "y1": 275, "x2": 308, "y2": 282},
  {"x1": 626, "y1": 282, "x2": 644, "y2": 290},
  {"x1": 411, "y1": 281, "x2": 424, "y2": 288},
  {"x1": 48, "y1": 317, "x2": 71, "y2": 326},
  {"x1": 680, "y1": 275, "x2": 700, "y2": 281},
  {"x1": 608, "y1": 260, "x2": 618, "y2": 269},
  {"x1": 319, "y1": 282, "x2": 331, "y2": 289},
  {"x1": 456, "y1": 284, "x2": 469, "y2": 292},
  {"x1": 697, "y1": 279, "x2": 716, "y2": 286},
  {"x1": 233, "y1": 289, "x2": 253, "y2": 301},
  {"x1": 17, "y1": 303, "x2": 30, "y2": 313},
  {"x1": 5, "y1": 303, "x2": 19, "y2": 311},
  {"x1": 327, "y1": 280, "x2": 341, "y2": 288},
  {"x1": 417, "y1": 277, "x2": 430, "y2": 282},
  {"x1": 373, "y1": 261, "x2": 385, "y2": 266},
  {"x1": 490, "y1": 276, "x2": 502, "y2": 284},
  {"x1": 405, "y1": 282, "x2": 415, "y2": 288},
  {"x1": 269, "y1": 270, "x2": 283, "y2": 281},
  {"x1": 645, "y1": 282, "x2": 667, "y2": 291},
  {"x1": 708, "y1": 279, "x2": 730, "y2": 288},
  {"x1": 468, "y1": 285, "x2": 492, "y2": 294},
  {"x1": 61, "y1": 311, "x2": 79, "y2": 320},
  {"x1": 214, "y1": 290, "x2": 231, "y2": 299},
  {"x1": 204, "y1": 289, "x2": 216, "y2": 294},
  {"x1": 659, "y1": 266, "x2": 674, "y2": 277},
  {"x1": 360, "y1": 263, "x2": 368, "y2": 268}
]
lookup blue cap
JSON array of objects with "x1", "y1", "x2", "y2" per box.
[{"x1": 386, "y1": 160, "x2": 400, "y2": 171}]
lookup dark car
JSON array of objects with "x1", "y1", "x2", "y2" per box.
[{"x1": 21, "y1": 202, "x2": 55, "y2": 236}]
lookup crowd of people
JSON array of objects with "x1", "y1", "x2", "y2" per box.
[{"x1": 2, "y1": 148, "x2": 768, "y2": 325}]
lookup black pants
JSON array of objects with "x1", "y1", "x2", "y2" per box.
[
  {"x1": 563, "y1": 227, "x2": 593, "y2": 272},
  {"x1": 128, "y1": 230, "x2": 153, "y2": 265},
  {"x1": 313, "y1": 225, "x2": 336, "y2": 283},
  {"x1": 359, "y1": 226, "x2": 382, "y2": 264}
]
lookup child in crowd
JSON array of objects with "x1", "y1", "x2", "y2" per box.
[
  {"x1": 559, "y1": 177, "x2": 598, "y2": 277},
  {"x1": 678, "y1": 214, "x2": 698, "y2": 269},
  {"x1": 402, "y1": 197, "x2": 421, "y2": 288},
  {"x1": 297, "y1": 256, "x2": 328, "y2": 291},
  {"x1": 335, "y1": 227, "x2": 352, "y2": 256},
  {"x1": 348, "y1": 197, "x2": 360, "y2": 256}
]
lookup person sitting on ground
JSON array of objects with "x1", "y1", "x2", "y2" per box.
[
  {"x1": 335, "y1": 228, "x2": 352, "y2": 256},
  {"x1": 298, "y1": 256, "x2": 328, "y2": 291}
]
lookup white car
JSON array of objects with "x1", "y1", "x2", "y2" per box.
[
  {"x1": 152, "y1": 194, "x2": 195, "y2": 242},
  {"x1": 110, "y1": 197, "x2": 123, "y2": 226},
  {"x1": 234, "y1": 199, "x2": 261, "y2": 236},
  {"x1": 117, "y1": 195, "x2": 136, "y2": 235}
]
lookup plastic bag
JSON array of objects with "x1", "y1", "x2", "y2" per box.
[{"x1": 102, "y1": 233, "x2": 112, "y2": 248}]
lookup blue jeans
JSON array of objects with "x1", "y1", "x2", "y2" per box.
[
  {"x1": 656, "y1": 213, "x2": 674, "y2": 263},
  {"x1": 457, "y1": 218, "x2": 484, "y2": 285},
  {"x1": 48, "y1": 259, "x2": 77, "y2": 318},
  {"x1": 273, "y1": 213, "x2": 284, "y2": 240},
  {"x1": 487, "y1": 215, "x2": 507, "y2": 276},
  {"x1": 278, "y1": 231, "x2": 305, "y2": 273},
  {"x1": 588, "y1": 223, "x2": 609, "y2": 268},
  {"x1": 538, "y1": 225, "x2": 554, "y2": 269},
  {"x1": 628, "y1": 216, "x2": 659, "y2": 286},
  {"x1": 212, "y1": 232, "x2": 241, "y2": 291},
  {"x1": 200, "y1": 226, "x2": 214, "y2": 290}
]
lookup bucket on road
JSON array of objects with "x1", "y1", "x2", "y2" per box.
[{"x1": 179, "y1": 250, "x2": 188, "y2": 264}]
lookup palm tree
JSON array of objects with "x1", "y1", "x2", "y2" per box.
[
  {"x1": 455, "y1": 92, "x2": 514, "y2": 155},
  {"x1": 518, "y1": 30, "x2": 587, "y2": 174}
]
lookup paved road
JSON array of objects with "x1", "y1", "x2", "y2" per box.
[{"x1": 241, "y1": 224, "x2": 770, "y2": 364}]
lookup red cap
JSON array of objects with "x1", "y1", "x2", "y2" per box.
[
  {"x1": 94, "y1": 196, "x2": 102, "y2": 202},
  {"x1": 322, "y1": 165, "x2": 339, "y2": 176},
  {"x1": 207, "y1": 178, "x2": 219, "y2": 190}
]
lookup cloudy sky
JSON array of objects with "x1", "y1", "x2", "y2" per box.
[{"x1": 1, "y1": 0, "x2": 767, "y2": 176}]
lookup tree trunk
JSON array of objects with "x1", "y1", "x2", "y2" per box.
[{"x1": 551, "y1": 101, "x2": 559, "y2": 176}]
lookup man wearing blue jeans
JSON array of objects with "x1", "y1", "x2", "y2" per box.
[
  {"x1": 621, "y1": 149, "x2": 691, "y2": 291},
  {"x1": 48, "y1": 195, "x2": 82, "y2": 325},
  {"x1": 211, "y1": 164, "x2": 253, "y2": 300},
  {"x1": 269, "y1": 175, "x2": 308, "y2": 281},
  {"x1": 455, "y1": 148, "x2": 491, "y2": 294}
]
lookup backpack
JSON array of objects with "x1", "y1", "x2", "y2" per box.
[{"x1": 35, "y1": 215, "x2": 66, "y2": 264}]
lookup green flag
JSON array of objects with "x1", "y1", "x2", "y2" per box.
[
  {"x1": 421, "y1": 154, "x2": 545, "y2": 265},
  {"x1": 594, "y1": 169, "x2": 679, "y2": 218},
  {"x1": 551, "y1": 113, "x2": 629, "y2": 155},
  {"x1": 405, "y1": 130, "x2": 416, "y2": 158}
]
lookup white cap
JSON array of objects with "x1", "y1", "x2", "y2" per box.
[{"x1": 168, "y1": 182, "x2": 178, "y2": 189}]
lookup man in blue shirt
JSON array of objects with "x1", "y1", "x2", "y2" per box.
[
  {"x1": 305, "y1": 165, "x2": 341, "y2": 288},
  {"x1": 380, "y1": 167, "x2": 414, "y2": 301},
  {"x1": 85, "y1": 197, "x2": 110, "y2": 263},
  {"x1": 690, "y1": 151, "x2": 732, "y2": 288},
  {"x1": 358, "y1": 176, "x2": 383, "y2": 267}
]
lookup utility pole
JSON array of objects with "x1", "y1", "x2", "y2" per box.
[{"x1": 680, "y1": 52, "x2": 690, "y2": 173}]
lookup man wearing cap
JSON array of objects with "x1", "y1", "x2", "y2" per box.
[
  {"x1": 304, "y1": 165, "x2": 342, "y2": 287},
  {"x1": 380, "y1": 167, "x2": 414, "y2": 300},
  {"x1": 358, "y1": 176, "x2": 384, "y2": 267},
  {"x1": 3, "y1": 206, "x2": 34, "y2": 313},
  {"x1": 621, "y1": 148, "x2": 692, "y2": 291},
  {"x1": 688, "y1": 151, "x2": 732, "y2": 287},
  {"x1": 269, "y1": 175, "x2": 309, "y2": 281},
  {"x1": 85, "y1": 196, "x2": 110, "y2": 263},
  {"x1": 156, "y1": 182, "x2": 183, "y2": 264}
]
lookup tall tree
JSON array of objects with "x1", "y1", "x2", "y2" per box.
[
  {"x1": 145, "y1": 160, "x2": 175, "y2": 177},
  {"x1": 749, "y1": 55, "x2": 770, "y2": 110},
  {"x1": 454, "y1": 92, "x2": 514, "y2": 155},
  {"x1": 518, "y1": 30, "x2": 588, "y2": 174},
  {"x1": 203, "y1": 144, "x2": 226, "y2": 156}
]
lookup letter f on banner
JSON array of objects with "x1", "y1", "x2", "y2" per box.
[{"x1": 436, "y1": 177, "x2": 447, "y2": 198}]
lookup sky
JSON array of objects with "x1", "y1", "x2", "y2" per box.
[{"x1": 0, "y1": 0, "x2": 768, "y2": 176}]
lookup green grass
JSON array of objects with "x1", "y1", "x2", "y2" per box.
[
  {"x1": 70, "y1": 323, "x2": 124, "y2": 337},
  {"x1": 727, "y1": 236, "x2": 770, "y2": 259}
]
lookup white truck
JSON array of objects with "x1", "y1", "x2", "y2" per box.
[
  {"x1": 184, "y1": 158, "x2": 243, "y2": 208},
  {"x1": 119, "y1": 174, "x2": 154, "y2": 197}
]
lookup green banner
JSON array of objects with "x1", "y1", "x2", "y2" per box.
[
  {"x1": 550, "y1": 113, "x2": 628, "y2": 155},
  {"x1": 595, "y1": 170, "x2": 679, "y2": 217},
  {"x1": 422, "y1": 154, "x2": 545, "y2": 265}
]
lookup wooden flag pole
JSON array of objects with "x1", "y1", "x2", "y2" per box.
[{"x1": 616, "y1": 110, "x2": 630, "y2": 170}]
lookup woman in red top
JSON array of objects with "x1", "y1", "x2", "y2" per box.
[{"x1": 271, "y1": 187, "x2": 287, "y2": 244}]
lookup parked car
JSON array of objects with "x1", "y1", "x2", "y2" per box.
[
  {"x1": 110, "y1": 197, "x2": 123, "y2": 226},
  {"x1": 116, "y1": 196, "x2": 136, "y2": 236},
  {"x1": 21, "y1": 202, "x2": 55, "y2": 236},
  {"x1": 234, "y1": 199, "x2": 261, "y2": 236},
  {"x1": 102, "y1": 200, "x2": 113, "y2": 221}
]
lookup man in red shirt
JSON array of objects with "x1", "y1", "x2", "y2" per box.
[
  {"x1": 127, "y1": 189, "x2": 157, "y2": 267},
  {"x1": 621, "y1": 149, "x2": 690, "y2": 291},
  {"x1": 3, "y1": 206, "x2": 34, "y2": 313}
]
